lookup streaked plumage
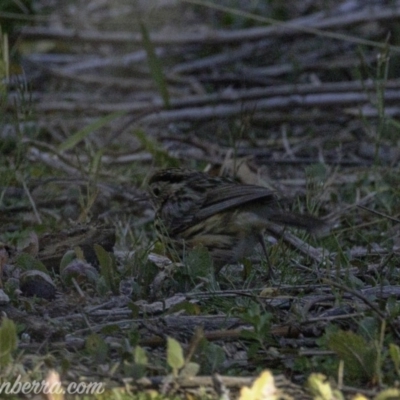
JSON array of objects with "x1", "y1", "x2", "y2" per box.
[{"x1": 149, "y1": 168, "x2": 327, "y2": 275}]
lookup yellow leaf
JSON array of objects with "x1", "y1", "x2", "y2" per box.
[
  {"x1": 239, "y1": 370, "x2": 277, "y2": 400},
  {"x1": 167, "y1": 337, "x2": 185, "y2": 374},
  {"x1": 374, "y1": 388, "x2": 400, "y2": 400},
  {"x1": 307, "y1": 373, "x2": 333, "y2": 400},
  {"x1": 351, "y1": 395, "x2": 368, "y2": 400}
]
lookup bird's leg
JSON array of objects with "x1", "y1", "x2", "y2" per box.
[{"x1": 257, "y1": 232, "x2": 274, "y2": 278}]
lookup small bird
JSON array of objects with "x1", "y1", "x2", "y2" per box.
[{"x1": 148, "y1": 168, "x2": 327, "y2": 276}]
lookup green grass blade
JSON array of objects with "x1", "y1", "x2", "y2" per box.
[
  {"x1": 58, "y1": 110, "x2": 125, "y2": 152},
  {"x1": 140, "y1": 20, "x2": 170, "y2": 108}
]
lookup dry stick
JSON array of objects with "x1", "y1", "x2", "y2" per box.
[
  {"x1": 184, "y1": 326, "x2": 204, "y2": 365},
  {"x1": 361, "y1": 285, "x2": 400, "y2": 300},
  {"x1": 50, "y1": 76, "x2": 400, "y2": 102},
  {"x1": 47, "y1": 71, "x2": 160, "y2": 91},
  {"x1": 188, "y1": 44, "x2": 372, "y2": 80},
  {"x1": 20, "y1": 3, "x2": 400, "y2": 50},
  {"x1": 265, "y1": 222, "x2": 329, "y2": 266},
  {"x1": 347, "y1": 105, "x2": 400, "y2": 118},
  {"x1": 301, "y1": 312, "x2": 366, "y2": 325},
  {"x1": 60, "y1": 49, "x2": 165, "y2": 74},
  {"x1": 32, "y1": 84, "x2": 400, "y2": 116},
  {"x1": 171, "y1": 39, "x2": 272, "y2": 74},
  {"x1": 21, "y1": 178, "x2": 42, "y2": 224},
  {"x1": 212, "y1": 374, "x2": 230, "y2": 400},
  {"x1": 27, "y1": 147, "x2": 115, "y2": 179},
  {"x1": 21, "y1": 77, "x2": 400, "y2": 111},
  {"x1": 182, "y1": 0, "x2": 400, "y2": 51},
  {"x1": 324, "y1": 279, "x2": 400, "y2": 340},
  {"x1": 325, "y1": 282, "x2": 384, "y2": 322},
  {"x1": 137, "y1": 91, "x2": 395, "y2": 124},
  {"x1": 136, "y1": 375, "x2": 255, "y2": 389},
  {"x1": 239, "y1": 53, "x2": 377, "y2": 78},
  {"x1": 32, "y1": 152, "x2": 153, "y2": 166},
  {"x1": 357, "y1": 204, "x2": 400, "y2": 224},
  {"x1": 26, "y1": 52, "x2": 89, "y2": 64},
  {"x1": 172, "y1": 24, "x2": 347, "y2": 74},
  {"x1": 170, "y1": 12, "x2": 351, "y2": 76},
  {"x1": 31, "y1": 149, "x2": 141, "y2": 180},
  {"x1": 66, "y1": 74, "x2": 184, "y2": 96},
  {"x1": 340, "y1": 385, "x2": 378, "y2": 398},
  {"x1": 376, "y1": 253, "x2": 395, "y2": 277},
  {"x1": 26, "y1": 132, "x2": 152, "y2": 176},
  {"x1": 28, "y1": 92, "x2": 400, "y2": 126},
  {"x1": 32, "y1": 40, "x2": 370, "y2": 79},
  {"x1": 1, "y1": 197, "x2": 71, "y2": 213},
  {"x1": 25, "y1": 138, "x2": 95, "y2": 169},
  {"x1": 27, "y1": 147, "x2": 86, "y2": 176},
  {"x1": 26, "y1": 44, "x2": 375, "y2": 90}
]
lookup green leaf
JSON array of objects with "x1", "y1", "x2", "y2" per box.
[
  {"x1": 14, "y1": 252, "x2": 47, "y2": 273},
  {"x1": 240, "y1": 303, "x2": 272, "y2": 340},
  {"x1": 139, "y1": 20, "x2": 170, "y2": 108},
  {"x1": 375, "y1": 388, "x2": 400, "y2": 400},
  {"x1": 168, "y1": 301, "x2": 200, "y2": 316},
  {"x1": 388, "y1": 118, "x2": 400, "y2": 130},
  {"x1": 179, "y1": 362, "x2": 200, "y2": 378},
  {"x1": 85, "y1": 333, "x2": 109, "y2": 363},
  {"x1": 100, "y1": 324, "x2": 120, "y2": 335},
  {"x1": 94, "y1": 244, "x2": 116, "y2": 293},
  {"x1": 185, "y1": 246, "x2": 214, "y2": 277},
  {"x1": 203, "y1": 342, "x2": 226, "y2": 372},
  {"x1": 125, "y1": 363, "x2": 147, "y2": 380},
  {"x1": 358, "y1": 316, "x2": 379, "y2": 340},
  {"x1": 59, "y1": 250, "x2": 77, "y2": 271},
  {"x1": 0, "y1": 318, "x2": 17, "y2": 367},
  {"x1": 327, "y1": 329, "x2": 379, "y2": 382},
  {"x1": 134, "y1": 346, "x2": 148, "y2": 366},
  {"x1": 197, "y1": 340, "x2": 226, "y2": 373},
  {"x1": 167, "y1": 337, "x2": 185, "y2": 374},
  {"x1": 389, "y1": 343, "x2": 400, "y2": 376},
  {"x1": 58, "y1": 111, "x2": 125, "y2": 152}
]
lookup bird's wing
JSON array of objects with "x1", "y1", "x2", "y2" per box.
[
  {"x1": 162, "y1": 183, "x2": 277, "y2": 235},
  {"x1": 161, "y1": 183, "x2": 276, "y2": 235},
  {"x1": 195, "y1": 184, "x2": 277, "y2": 222}
]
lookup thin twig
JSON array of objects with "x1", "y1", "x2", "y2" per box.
[
  {"x1": 20, "y1": 2, "x2": 400, "y2": 51},
  {"x1": 324, "y1": 279, "x2": 400, "y2": 340},
  {"x1": 357, "y1": 204, "x2": 400, "y2": 224},
  {"x1": 21, "y1": 178, "x2": 42, "y2": 224}
]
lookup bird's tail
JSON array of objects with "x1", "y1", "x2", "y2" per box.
[{"x1": 268, "y1": 212, "x2": 330, "y2": 236}]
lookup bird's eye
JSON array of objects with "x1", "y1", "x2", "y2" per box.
[{"x1": 152, "y1": 187, "x2": 161, "y2": 197}]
